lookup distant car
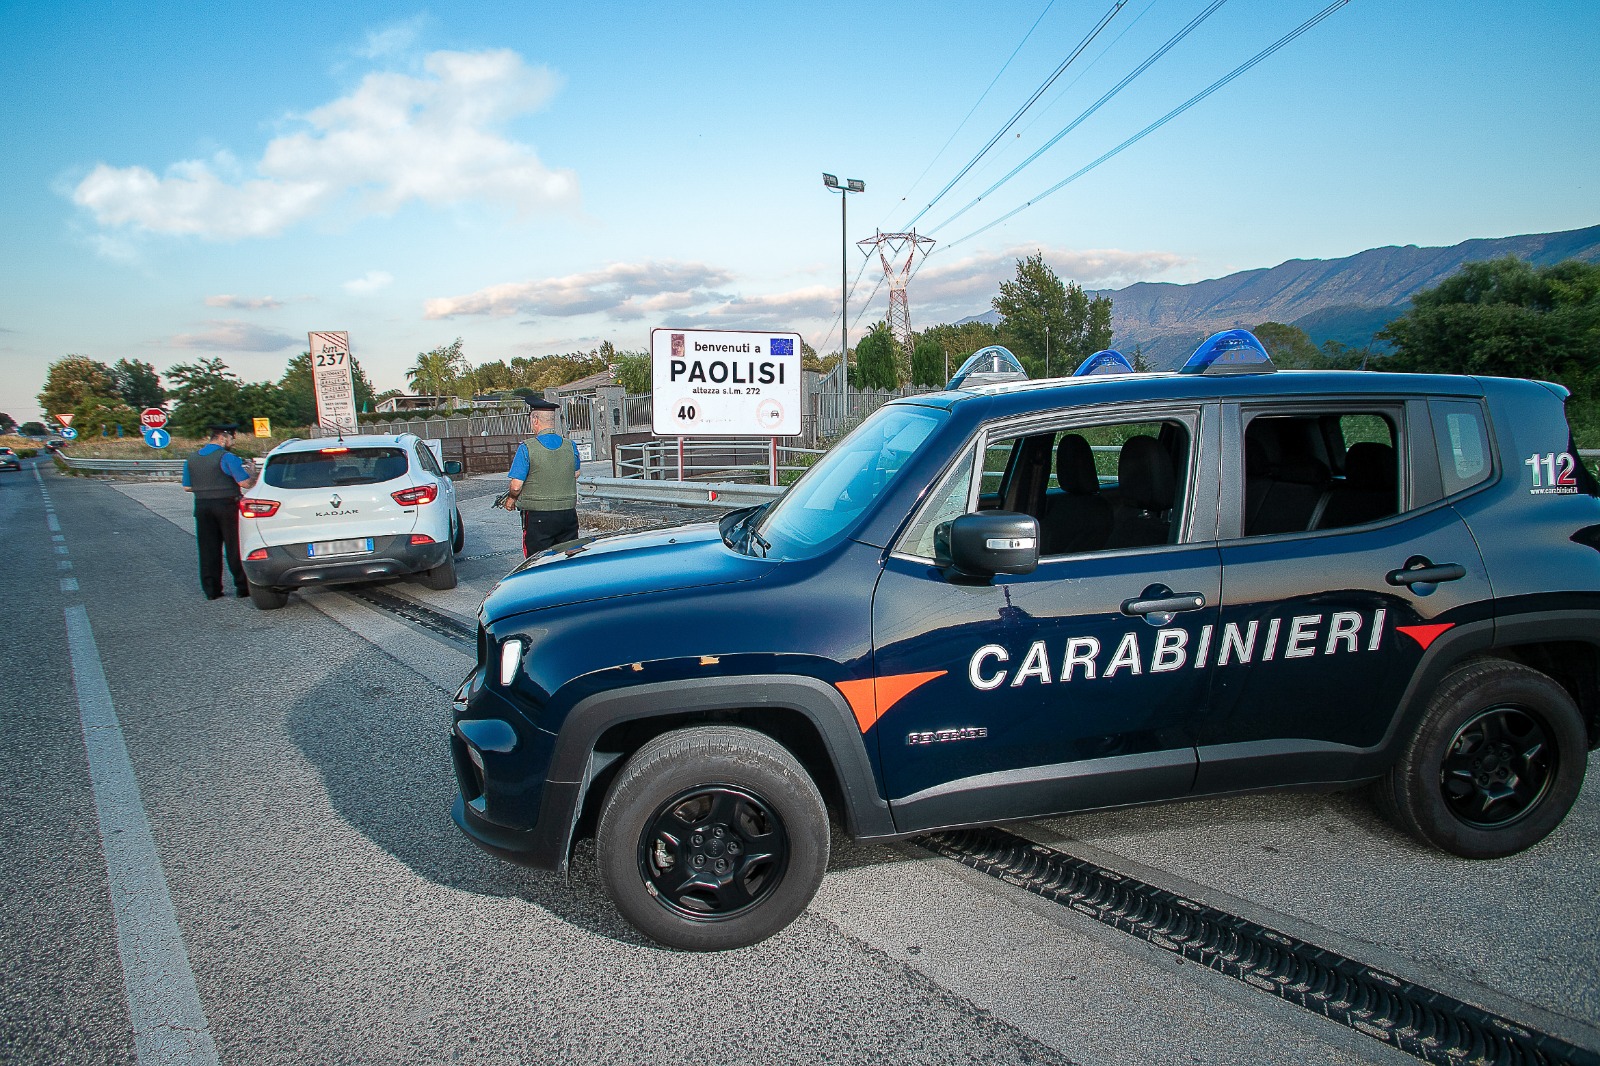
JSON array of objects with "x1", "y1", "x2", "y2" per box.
[
  {"x1": 44, "y1": 438, "x2": 63, "y2": 451},
  {"x1": 238, "y1": 433, "x2": 465, "y2": 610},
  {"x1": 0, "y1": 448, "x2": 20, "y2": 472}
]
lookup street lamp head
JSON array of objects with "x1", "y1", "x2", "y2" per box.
[
  {"x1": 846, "y1": 178, "x2": 865, "y2": 193},
  {"x1": 822, "y1": 173, "x2": 840, "y2": 189}
]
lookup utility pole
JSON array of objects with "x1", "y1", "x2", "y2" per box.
[
  {"x1": 858, "y1": 229, "x2": 936, "y2": 384},
  {"x1": 1045, "y1": 324, "x2": 1051, "y2": 377},
  {"x1": 823, "y1": 173, "x2": 864, "y2": 432}
]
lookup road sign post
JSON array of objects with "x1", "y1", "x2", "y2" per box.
[
  {"x1": 140, "y1": 408, "x2": 168, "y2": 429},
  {"x1": 308, "y1": 331, "x2": 357, "y2": 434},
  {"x1": 141, "y1": 427, "x2": 171, "y2": 449},
  {"x1": 649, "y1": 328, "x2": 804, "y2": 438}
]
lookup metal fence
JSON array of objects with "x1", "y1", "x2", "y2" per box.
[
  {"x1": 579, "y1": 475, "x2": 784, "y2": 509},
  {"x1": 613, "y1": 438, "x2": 825, "y2": 481}
]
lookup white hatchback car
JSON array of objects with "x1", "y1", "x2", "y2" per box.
[{"x1": 239, "y1": 433, "x2": 463, "y2": 609}]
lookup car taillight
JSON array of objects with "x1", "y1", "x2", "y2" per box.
[
  {"x1": 240, "y1": 498, "x2": 280, "y2": 517},
  {"x1": 409, "y1": 534, "x2": 436, "y2": 545},
  {"x1": 247, "y1": 548, "x2": 268, "y2": 561},
  {"x1": 392, "y1": 484, "x2": 438, "y2": 506}
]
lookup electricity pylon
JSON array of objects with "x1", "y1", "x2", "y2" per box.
[{"x1": 857, "y1": 230, "x2": 935, "y2": 379}]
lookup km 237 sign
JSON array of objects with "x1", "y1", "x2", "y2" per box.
[{"x1": 650, "y1": 328, "x2": 803, "y2": 437}]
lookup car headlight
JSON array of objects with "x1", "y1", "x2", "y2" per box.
[{"x1": 498, "y1": 638, "x2": 527, "y2": 687}]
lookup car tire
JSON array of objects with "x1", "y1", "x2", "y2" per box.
[
  {"x1": 452, "y1": 508, "x2": 465, "y2": 553},
  {"x1": 417, "y1": 553, "x2": 457, "y2": 591},
  {"x1": 248, "y1": 582, "x2": 289, "y2": 610},
  {"x1": 1377, "y1": 659, "x2": 1586, "y2": 858},
  {"x1": 595, "y1": 725, "x2": 829, "y2": 952}
]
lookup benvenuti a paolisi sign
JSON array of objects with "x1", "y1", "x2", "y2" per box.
[{"x1": 650, "y1": 328, "x2": 803, "y2": 437}]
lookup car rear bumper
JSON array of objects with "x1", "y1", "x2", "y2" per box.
[{"x1": 243, "y1": 534, "x2": 449, "y2": 587}]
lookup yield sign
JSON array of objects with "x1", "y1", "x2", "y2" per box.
[{"x1": 55, "y1": 413, "x2": 75, "y2": 427}]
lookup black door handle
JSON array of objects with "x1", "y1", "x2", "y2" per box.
[
  {"x1": 1386, "y1": 562, "x2": 1466, "y2": 586},
  {"x1": 1121, "y1": 592, "x2": 1207, "y2": 617}
]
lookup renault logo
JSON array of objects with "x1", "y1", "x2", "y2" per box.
[{"x1": 330, "y1": 493, "x2": 343, "y2": 509}]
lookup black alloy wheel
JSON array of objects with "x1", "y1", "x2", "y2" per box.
[
  {"x1": 637, "y1": 785, "x2": 790, "y2": 921},
  {"x1": 1439, "y1": 706, "x2": 1555, "y2": 828}
]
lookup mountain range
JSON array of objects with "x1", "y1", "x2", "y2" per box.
[{"x1": 958, "y1": 223, "x2": 1600, "y2": 368}]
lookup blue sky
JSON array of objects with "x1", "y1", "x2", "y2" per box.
[{"x1": 2, "y1": 0, "x2": 1596, "y2": 423}]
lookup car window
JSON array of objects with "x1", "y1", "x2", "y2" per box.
[
  {"x1": 1428, "y1": 400, "x2": 1492, "y2": 497},
  {"x1": 1241, "y1": 410, "x2": 1399, "y2": 536},
  {"x1": 414, "y1": 442, "x2": 443, "y2": 476},
  {"x1": 264, "y1": 447, "x2": 409, "y2": 489},
  {"x1": 899, "y1": 444, "x2": 977, "y2": 560}
]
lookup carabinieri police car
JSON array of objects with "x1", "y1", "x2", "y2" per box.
[{"x1": 451, "y1": 330, "x2": 1599, "y2": 951}]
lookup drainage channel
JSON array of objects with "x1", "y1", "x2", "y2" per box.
[
  {"x1": 341, "y1": 586, "x2": 475, "y2": 647},
  {"x1": 917, "y1": 827, "x2": 1598, "y2": 1066}
]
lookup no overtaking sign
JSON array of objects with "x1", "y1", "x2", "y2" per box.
[{"x1": 650, "y1": 328, "x2": 803, "y2": 437}]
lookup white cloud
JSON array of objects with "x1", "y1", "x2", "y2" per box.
[
  {"x1": 205, "y1": 294, "x2": 283, "y2": 310},
  {"x1": 425, "y1": 261, "x2": 734, "y2": 320},
  {"x1": 167, "y1": 320, "x2": 300, "y2": 352},
  {"x1": 72, "y1": 48, "x2": 577, "y2": 240},
  {"x1": 343, "y1": 270, "x2": 394, "y2": 295},
  {"x1": 359, "y1": 15, "x2": 426, "y2": 59}
]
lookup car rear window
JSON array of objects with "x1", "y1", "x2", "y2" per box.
[{"x1": 264, "y1": 447, "x2": 409, "y2": 489}]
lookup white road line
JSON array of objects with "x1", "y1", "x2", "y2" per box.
[
  {"x1": 61, "y1": 577, "x2": 79, "y2": 592},
  {"x1": 64, "y1": 606, "x2": 220, "y2": 1066},
  {"x1": 48, "y1": 513, "x2": 60, "y2": 531}
]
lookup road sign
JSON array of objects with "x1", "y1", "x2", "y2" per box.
[
  {"x1": 308, "y1": 331, "x2": 357, "y2": 432},
  {"x1": 650, "y1": 328, "x2": 803, "y2": 437},
  {"x1": 60, "y1": 426, "x2": 79, "y2": 440},
  {"x1": 252, "y1": 417, "x2": 271, "y2": 438},
  {"x1": 55, "y1": 413, "x2": 74, "y2": 427},
  {"x1": 141, "y1": 427, "x2": 171, "y2": 449},
  {"x1": 140, "y1": 408, "x2": 168, "y2": 429}
]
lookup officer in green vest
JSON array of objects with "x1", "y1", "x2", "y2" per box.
[
  {"x1": 501, "y1": 397, "x2": 581, "y2": 556},
  {"x1": 182, "y1": 423, "x2": 256, "y2": 599}
]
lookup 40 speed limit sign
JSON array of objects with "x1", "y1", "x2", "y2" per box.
[{"x1": 650, "y1": 328, "x2": 803, "y2": 437}]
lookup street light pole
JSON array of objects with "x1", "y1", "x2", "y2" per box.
[
  {"x1": 1045, "y1": 324, "x2": 1051, "y2": 377},
  {"x1": 823, "y1": 173, "x2": 864, "y2": 432}
]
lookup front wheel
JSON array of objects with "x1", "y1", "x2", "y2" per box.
[
  {"x1": 1377, "y1": 659, "x2": 1587, "y2": 858},
  {"x1": 595, "y1": 726, "x2": 829, "y2": 951}
]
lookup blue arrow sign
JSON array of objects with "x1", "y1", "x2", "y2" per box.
[
  {"x1": 60, "y1": 426, "x2": 79, "y2": 440},
  {"x1": 142, "y1": 427, "x2": 170, "y2": 449}
]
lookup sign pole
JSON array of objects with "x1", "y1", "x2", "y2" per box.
[
  {"x1": 769, "y1": 437, "x2": 777, "y2": 487},
  {"x1": 677, "y1": 437, "x2": 684, "y2": 482}
]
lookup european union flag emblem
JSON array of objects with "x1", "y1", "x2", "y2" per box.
[{"x1": 770, "y1": 338, "x2": 794, "y2": 356}]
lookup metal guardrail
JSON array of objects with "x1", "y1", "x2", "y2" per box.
[
  {"x1": 578, "y1": 475, "x2": 785, "y2": 509},
  {"x1": 56, "y1": 455, "x2": 188, "y2": 474},
  {"x1": 614, "y1": 438, "x2": 825, "y2": 481}
]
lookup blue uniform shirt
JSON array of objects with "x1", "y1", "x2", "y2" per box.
[
  {"x1": 508, "y1": 433, "x2": 581, "y2": 481},
  {"x1": 181, "y1": 443, "x2": 251, "y2": 487}
]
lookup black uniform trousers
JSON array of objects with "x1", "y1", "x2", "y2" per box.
[
  {"x1": 520, "y1": 508, "x2": 579, "y2": 557},
  {"x1": 194, "y1": 496, "x2": 247, "y2": 597}
]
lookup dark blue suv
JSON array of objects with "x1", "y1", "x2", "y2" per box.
[{"x1": 452, "y1": 332, "x2": 1599, "y2": 950}]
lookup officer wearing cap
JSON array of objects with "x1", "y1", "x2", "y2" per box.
[
  {"x1": 502, "y1": 397, "x2": 581, "y2": 556},
  {"x1": 182, "y1": 423, "x2": 256, "y2": 599}
]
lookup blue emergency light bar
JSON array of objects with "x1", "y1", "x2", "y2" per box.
[
  {"x1": 1073, "y1": 349, "x2": 1136, "y2": 377},
  {"x1": 947, "y1": 346, "x2": 1028, "y2": 389},
  {"x1": 1179, "y1": 329, "x2": 1277, "y2": 376}
]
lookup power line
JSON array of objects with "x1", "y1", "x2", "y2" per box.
[
  {"x1": 931, "y1": 0, "x2": 1232, "y2": 234},
  {"x1": 813, "y1": 255, "x2": 876, "y2": 355},
  {"x1": 880, "y1": 0, "x2": 1060, "y2": 232},
  {"x1": 903, "y1": 0, "x2": 1130, "y2": 230},
  {"x1": 941, "y1": 0, "x2": 1354, "y2": 252}
]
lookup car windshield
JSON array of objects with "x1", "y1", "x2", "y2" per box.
[
  {"x1": 264, "y1": 447, "x2": 409, "y2": 489},
  {"x1": 749, "y1": 404, "x2": 945, "y2": 560}
]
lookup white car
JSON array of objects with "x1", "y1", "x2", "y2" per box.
[{"x1": 239, "y1": 433, "x2": 463, "y2": 609}]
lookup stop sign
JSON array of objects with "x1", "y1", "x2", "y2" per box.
[{"x1": 140, "y1": 408, "x2": 168, "y2": 429}]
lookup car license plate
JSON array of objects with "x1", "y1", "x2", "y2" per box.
[{"x1": 308, "y1": 537, "x2": 374, "y2": 558}]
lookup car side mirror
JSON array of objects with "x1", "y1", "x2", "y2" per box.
[
  {"x1": 443, "y1": 460, "x2": 462, "y2": 476},
  {"x1": 935, "y1": 511, "x2": 1039, "y2": 579}
]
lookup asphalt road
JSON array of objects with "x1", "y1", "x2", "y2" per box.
[{"x1": 3, "y1": 459, "x2": 1597, "y2": 1066}]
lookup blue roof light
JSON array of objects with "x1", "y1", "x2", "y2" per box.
[
  {"x1": 947, "y1": 345, "x2": 1028, "y2": 389},
  {"x1": 1073, "y1": 349, "x2": 1136, "y2": 377},
  {"x1": 1179, "y1": 329, "x2": 1277, "y2": 376}
]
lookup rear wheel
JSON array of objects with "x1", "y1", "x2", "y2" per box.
[
  {"x1": 248, "y1": 582, "x2": 289, "y2": 610},
  {"x1": 595, "y1": 726, "x2": 829, "y2": 951},
  {"x1": 1377, "y1": 659, "x2": 1586, "y2": 858},
  {"x1": 451, "y1": 508, "x2": 465, "y2": 553},
  {"x1": 417, "y1": 553, "x2": 457, "y2": 590}
]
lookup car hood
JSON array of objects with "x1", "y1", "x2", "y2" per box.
[{"x1": 480, "y1": 521, "x2": 776, "y2": 623}]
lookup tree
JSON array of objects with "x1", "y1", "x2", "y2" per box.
[
  {"x1": 911, "y1": 335, "x2": 945, "y2": 387},
  {"x1": 0, "y1": 413, "x2": 15, "y2": 434},
  {"x1": 918, "y1": 321, "x2": 1003, "y2": 370},
  {"x1": 37, "y1": 355, "x2": 116, "y2": 418},
  {"x1": 615, "y1": 352, "x2": 651, "y2": 394},
  {"x1": 20, "y1": 421, "x2": 47, "y2": 437},
  {"x1": 992, "y1": 252, "x2": 1113, "y2": 376},
  {"x1": 73, "y1": 395, "x2": 140, "y2": 436},
  {"x1": 110, "y1": 358, "x2": 166, "y2": 409},
  {"x1": 1254, "y1": 322, "x2": 1328, "y2": 368},
  {"x1": 407, "y1": 339, "x2": 467, "y2": 398},
  {"x1": 852, "y1": 321, "x2": 899, "y2": 389},
  {"x1": 166, "y1": 357, "x2": 243, "y2": 436}
]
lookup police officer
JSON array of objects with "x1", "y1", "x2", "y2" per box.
[
  {"x1": 182, "y1": 423, "x2": 256, "y2": 599},
  {"x1": 502, "y1": 397, "x2": 581, "y2": 556}
]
